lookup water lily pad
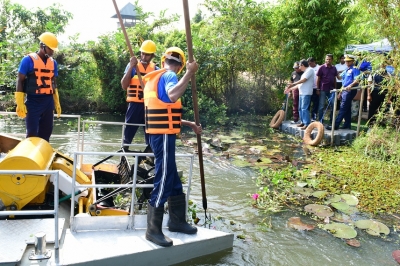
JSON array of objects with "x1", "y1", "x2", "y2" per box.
[
  {"x1": 237, "y1": 139, "x2": 248, "y2": 145},
  {"x1": 340, "y1": 206, "x2": 359, "y2": 215},
  {"x1": 249, "y1": 146, "x2": 267, "y2": 154},
  {"x1": 323, "y1": 223, "x2": 357, "y2": 239},
  {"x1": 392, "y1": 250, "x2": 400, "y2": 263},
  {"x1": 210, "y1": 138, "x2": 222, "y2": 148},
  {"x1": 296, "y1": 181, "x2": 308, "y2": 187},
  {"x1": 331, "y1": 213, "x2": 352, "y2": 223},
  {"x1": 287, "y1": 217, "x2": 315, "y2": 231},
  {"x1": 293, "y1": 187, "x2": 314, "y2": 196},
  {"x1": 366, "y1": 222, "x2": 381, "y2": 236},
  {"x1": 256, "y1": 157, "x2": 272, "y2": 164},
  {"x1": 354, "y1": 220, "x2": 373, "y2": 229},
  {"x1": 312, "y1": 190, "x2": 328, "y2": 199},
  {"x1": 307, "y1": 179, "x2": 319, "y2": 188},
  {"x1": 355, "y1": 220, "x2": 390, "y2": 236},
  {"x1": 237, "y1": 234, "x2": 245, "y2": 239},
  {"x1": 340, "y1": 194, "x2": 359, "y2": 206},
  {"x1": 331, "y1": 202, "x2": 350, "y2": 212},
  {"x1": 304, "y1": 204, "x2": 334, "y2": 218},
  {"x1": 265, "y1": 149, "x2": 281, "y2": 155},
  {"x1": 186, "y1": 138, "x2": 198, "y2": 145},
  {"x1": 232, "y1": 159, "x2": 251, "y2": 167},
  {"x1": 346, "y1": 238, "x2": 361, "y2": 247},
  {"x1": 219, "y1": 135, "x2": 236, "y2": 144},
  {"x1": 324, "y1": 194, "x2": 342, "y2": 204}
]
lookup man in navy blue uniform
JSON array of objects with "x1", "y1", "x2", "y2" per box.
[
  {"x1": 121, "y1": 40, "x2": 158, "y2": 151},
  {"x1": 143, "y1": 47, "x2": 200, "y2": 247},
  {"x1": 327, "y1": 55, "x2": 360, "y2": 130}
]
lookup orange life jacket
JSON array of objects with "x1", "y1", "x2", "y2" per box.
[
  {"x1": 24, "y1": 53, "x2": 55, "y2": 95},
  {"x1": 127, "y1": 62, "x2": 156, "y2": 103},
  {"x1": 144, "y1": 69, "x2": 182, "y2": 134}
]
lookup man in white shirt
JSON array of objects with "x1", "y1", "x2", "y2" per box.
[
  {"x1": 285, "y1": 59, "x2": 315, "y2": 130},
  {"x1": 307, "y1": 57, "x2": 320, "y2": 121},
  {"x1": 335, "y1": 55, "x2": 347, "y2": 89}
]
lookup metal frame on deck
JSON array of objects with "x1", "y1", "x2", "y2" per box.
[
  {"x1": 70, "y1": 150, "x2": 194, "y2": 231},
  {"x1": 0, "y1": 170, "x2": 61, "y2": 264}
]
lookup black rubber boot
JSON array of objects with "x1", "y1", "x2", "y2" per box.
[
  {"x1": 167, "y1": 194, "x2": 197, "y2": 234},
  {"x1": 146, "y1": 205, "x2": 173, "y2": 247}
]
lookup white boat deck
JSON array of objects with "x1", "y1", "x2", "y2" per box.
[{"x1": 1, "y1": 215, "x2": 233, "y2": 266}]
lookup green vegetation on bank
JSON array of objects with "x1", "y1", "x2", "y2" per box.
[
  {"x1": 1, "y1": 0, "x2": 399, "y2": 126},
  {"x1": 253, "y1": 128, "x2": 400, "y2": 215}
]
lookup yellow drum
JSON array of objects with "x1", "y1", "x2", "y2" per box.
[{"x1": 0, "y1": 137, "x2": 55, "y2": 210}]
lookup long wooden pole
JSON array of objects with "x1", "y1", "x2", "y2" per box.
[
  {"x1": 112, "y1": 0, "x2": 144, "y2": 89},
  {"x1": 182, "y1": 0, "x2": 208, "y2": 213}
]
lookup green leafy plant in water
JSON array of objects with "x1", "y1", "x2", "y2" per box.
[{"x1": 252, "y1": 165, "x2": 300, "y2": 213}]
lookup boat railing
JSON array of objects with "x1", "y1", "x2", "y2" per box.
[
  {"x1": 69, "y1": 150, "x2": 195, "y2": 232},
  {"x1": 80, "y1": 119, "x2": 147, "y2": 166},
  {"x1": 0, "y1": 170, "x2": 61, "y2": 264},
  {"x1": 0, "y1": 112, "x2": 82, "y2": 152}
]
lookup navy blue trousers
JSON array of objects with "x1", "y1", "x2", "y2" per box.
[
  {"x1": 123, "y1": 102, "x2": 149, "y2": 145},
  {"x1": 25, "y1": 94, "x2": 54, "y2": 142},
  {"x1": 148, "y1": 134, "x2": 183, "y2": 207},
  {"x1": 335, "y1": 90, "x2": 357, "y2": 128}
]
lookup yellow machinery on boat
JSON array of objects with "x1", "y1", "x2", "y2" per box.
[
  {"x1": 0, "y1": 135, "x2": 149, "y2": 217},
  {"x1": 0, "y1": 137, "x2": 101, "y2": 215},
  {"x1": 0, "y1": 137, "x2": 54, "y2": 210}
]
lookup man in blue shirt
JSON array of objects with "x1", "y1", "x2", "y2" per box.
[
  {"x1": 143, "y1": 47, "x2": 201, "y2": 247},
  {"x1": 15, "y1": 32, "x2": 61, "y2": 142},
  {"x1": 327, "y1": 55, "x2": 360, "y2": 130},
  {"x1": 120, "y1": 40, "x2": 158, "y2": 151}
]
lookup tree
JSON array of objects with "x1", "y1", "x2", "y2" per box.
[
  {"x1": 0, "y1": 0, "x2": 72, "y2": 90},
  {"x1": 193, "y1": 0, "x2": 277, "y2": 114},
  {"x1": 272, "y1": 0, "x2": 352, "y2": 62}
]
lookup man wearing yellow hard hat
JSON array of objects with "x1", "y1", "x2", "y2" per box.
[
  {"x1": 121, "y1": 40, "x2": 158, "y2": 152},
  {"x1": 15, "y1": 32, "x2": 62, "y2": 142},
  {"x1": 143, "y1": 47, "x2": 201, "y2": 247}
]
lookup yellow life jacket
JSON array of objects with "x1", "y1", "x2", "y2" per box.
[
  {"x1": 144, "y1": 69, "x2": 182, "y2": 134},
  {"x1": 127, "y1": 62, "x2": 156, "y2": 103},
  {"x1": 24, "y1": 53, "x2": 55, "y2": 95}
]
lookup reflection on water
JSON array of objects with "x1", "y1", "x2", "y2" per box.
[{"x1": 1, "y1": 114, "x2": 398, "y2": 265}]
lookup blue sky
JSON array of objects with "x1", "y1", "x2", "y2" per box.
[{"x1": 12, "y1": 0, "x2": 205, "y2": 43}]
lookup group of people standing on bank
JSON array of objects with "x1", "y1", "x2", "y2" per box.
[
  {"x1": 284, "y1": 54, "x2": 393, "y2": 130},
  {"x1": 15, "y1": 32, "x2": 201, "y2": 248}
]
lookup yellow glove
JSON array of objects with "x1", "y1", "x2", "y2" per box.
[
  {"x1": 53, "y1": 89, "x2": 62, "y2": 118},
  {"x1": 15, "y1": 92, "x2": 27, "y2": 118}
]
